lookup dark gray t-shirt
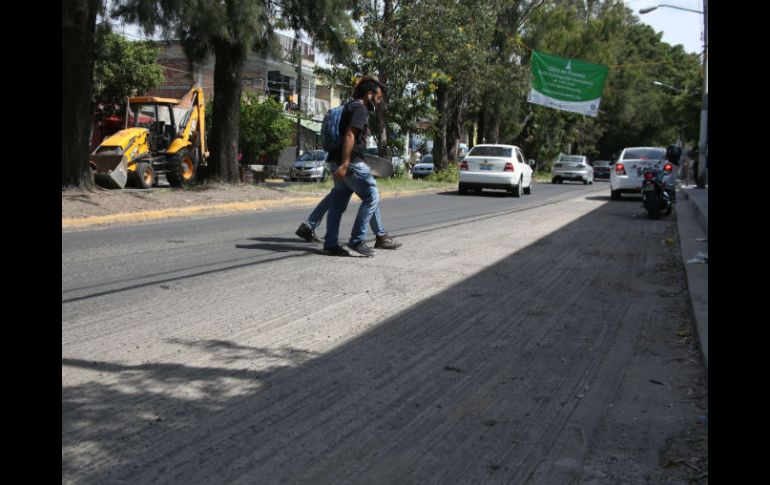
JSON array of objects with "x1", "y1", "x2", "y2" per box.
[{"x1": 328, "y1": 99, "x2": 369, "y2": 163}]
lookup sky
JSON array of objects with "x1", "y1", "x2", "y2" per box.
[{"x1": 629, "y1": 0, "x2": 705, "y2": 55}]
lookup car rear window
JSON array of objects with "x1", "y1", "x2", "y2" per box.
[
  {"x1": 622, "y1": 148, "x2": 665, "y2": 160},
  {"x1": 468, "y1": 146, "x2": 512, "y2": 157},
  {"x1": 559, "y1": 155, "x2": 585, "y2": 163}
]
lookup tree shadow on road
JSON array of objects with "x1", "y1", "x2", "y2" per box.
[{"x1": 62, "y1": 200, "x2": 705, "y2": 484}]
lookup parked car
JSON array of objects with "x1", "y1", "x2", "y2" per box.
[
  {"x1": 592, "y1": 160, "x2": 612, "y2": 179},
  {"x1": 610, "y1": 146, "x2": 666, "y2": 200},
  {"x1": 551, "y1": 154, "x2": 594, "y2": 185},
  {"x1": 290, "y1": 150, "x2": 328, "y2": 182},
  {"x1": 412, "y1": 154, "x2": 435, "y2": 179},
  {"x1": 458, "y1": 143, "x2": 469, "y2": 161},
  {"x1": 458, "y1": 144, "x2": 535, "y2": 196}
]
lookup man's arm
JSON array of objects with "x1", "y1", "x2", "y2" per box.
[{"x1": 334, "y1": 126, "x2": 359, "y2": 180}]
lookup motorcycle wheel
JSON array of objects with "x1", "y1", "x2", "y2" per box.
[{"x1": 644, "y1": 194, "x2": 662, "y2": 220}]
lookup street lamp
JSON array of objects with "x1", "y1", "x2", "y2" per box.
[
  {"x1": 653, "y1": 80, "x2": 682, "y2": 93},
  {"x1": 639, "y1": 4, "x2": 702, "y2": 14},
  {"x1": 640, "y1": 1, "x2": 707, "y2": 187}
]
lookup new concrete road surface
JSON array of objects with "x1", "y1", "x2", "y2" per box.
[{"x1": 62, "y1": 182, "x2": 708, "y2": 484}]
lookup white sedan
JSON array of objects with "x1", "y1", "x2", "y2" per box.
[
  {"x1": 458, "y1": 144, "x2": 535, "y2": 197},
  {"x1": 610, "y1": 146, "x2": 667, "y2": 200}
]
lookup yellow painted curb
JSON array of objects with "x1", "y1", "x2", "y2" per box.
[{"x1": 62, "y1": 187, "x2": 449, "y2": 229}]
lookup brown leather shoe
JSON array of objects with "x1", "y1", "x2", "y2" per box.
[{"x1": 374, "y1": 234, "x2": 401, "y2": 249}]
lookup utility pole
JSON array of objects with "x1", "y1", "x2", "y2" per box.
[
  {"x1": 640, "y1": 3, "x2": 707, "y2": 187},
  {"x1": 697, "y1": 0, "x2": 708, "y2": 188},
  {"x1": 294, "y1": 32, "x2": 303, "y2": 159}
]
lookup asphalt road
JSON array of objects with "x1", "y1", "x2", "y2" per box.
[{"x1": 62, "y1": 180, "x2": 707, "y2": 484}]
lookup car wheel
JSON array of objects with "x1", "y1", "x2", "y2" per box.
[
  {"x1": 458, "y1": 183, "x2": 468, "y2": 195},
  {"x1": 610, "y1": 189, "x2": 621, "y2": 200},
  {"x1": 523, "y1": 178, "x2": 532, "y2": 195},
  {"x1": 552, "y1": 177, "x2": 558, "y2": 184},
  {"x1": 512, "y1": 178, "x2": 522, "y2": 198}
]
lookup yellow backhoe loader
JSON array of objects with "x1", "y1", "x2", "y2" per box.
[{"x1": 90, "y1": 85, "x2": 208, "y2": 189}]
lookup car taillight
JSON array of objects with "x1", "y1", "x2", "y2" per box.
[
  {"x1": 504, "y1": 162, "x2": 514, "y2": 172},
  {"x1": 460, "y1": 161, "x2": 468, "y2": 171},
  {"x1": 615, "y1": 163, "x2": 626, "y2": 175},
  {"x1": 664, "y1": 163, "x2": 673, "y2": 172},
  {"x1": 644, "y1": 171, "x2": 655, "y2": 180}
]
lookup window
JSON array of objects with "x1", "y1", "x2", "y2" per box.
[
  {"x1": 129, "y1": 104, "x2": 157, "y2": 129},
  {"x1": 559, "y1": 155, "x2": 585, "y2": 164},
  {"x1": 621, "y1": 148, "x2": 666, "y2": 160},
  {"x1": 467, "y1": 146, "x2": 512, "y2": 157}
]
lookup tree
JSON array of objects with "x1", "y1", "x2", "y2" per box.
[
  {"x1": 239, "y1": 93, "x2": 294, "y2": 163},
  {"x1": 113, "y1": 0, "x2": 355, "y2": 184},
  {"x1": 92, "y1": 26, "x2": 166, "y2": 116},
  {"x1": 62, "y1": 0, "x2": 104, "y2": 188}
]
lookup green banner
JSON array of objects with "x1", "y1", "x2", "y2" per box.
[{"x1": 528, "y1": 51, "x2": 608, "y2": 117}]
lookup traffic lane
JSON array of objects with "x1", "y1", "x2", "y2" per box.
[{"x1": 61, "y1": 183, "x2": 605, "y2": 301}]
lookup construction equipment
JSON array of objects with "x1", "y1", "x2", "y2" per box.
[{"x1": 90, "y1": 85, "x2": 208, "y2": 189}]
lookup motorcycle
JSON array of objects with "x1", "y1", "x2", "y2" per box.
[{"x1": 641, "y1": 145, "x2": 681, "y2": 220}]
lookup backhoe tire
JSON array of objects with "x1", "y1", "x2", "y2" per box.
[
  {"x1": 134, "y1": 162, "x2": 154, "y2": 189},
  {"x1": 166, "y1": 149, "x2": 196, "y2": 187}
]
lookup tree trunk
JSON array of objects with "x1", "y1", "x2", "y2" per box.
[
  {"x1": 62, "y1": 0, "x2": 99, "y2": 188},
  {"x1": 477, "y1": 99, "x2": 486, "y2": 145},
  {"x1": 210, "y1": 40, "x2": 245, "y2": 184},
  {"x1": 446, "y1": 91, "x2": 465, "y2": 162},
  {"x1": 377, "y1": 0, "x2": 394, "y2": 158},
  {"x1": 376, "y1": 73, "x2": 388, "y2": 157},
  {"x1": 484, "y1": 101, "x2": 500, "y2": 144},
  {"x1": 432, "y1": 83, "x2": 449, "y2": 171}
]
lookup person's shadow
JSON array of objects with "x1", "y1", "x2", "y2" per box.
[{"x1": 236, "y1": 237, "x2": 323, "y2": 254}]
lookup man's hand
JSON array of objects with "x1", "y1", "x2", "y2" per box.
[{"x1": 333, "y1": 163, "x2": 348, "y2": 181}]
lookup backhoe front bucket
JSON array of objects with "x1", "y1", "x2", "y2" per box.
[{"x1": 92, "y1": 154, "x2": 129, "y2": 189}]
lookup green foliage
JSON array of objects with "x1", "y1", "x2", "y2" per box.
[
  {"x1": 427, "y1": 162, "x2": 459, "y2": 183},
  {"x1": 92, "y1": 24, "x2": 165, "y2": 115},
  {"x1": 239, "y1": 93, "x2": 294, "y2": 163},
  {"x1": 392, "y1": 162, "x2": 409, "y2": 179}
]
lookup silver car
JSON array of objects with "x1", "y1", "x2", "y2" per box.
[
  {"x1": 290, "y1": 150, "x2": 328, "y2": 182},
  {"x1": 411, "y1": 154, "x2": 435, "y2": 179},
  {"x1": 551, "y1": 154, "x2": 594, "y2": 184},
  {"x1": 610, "y1": 146, "x2": 667, "y2": 200}
]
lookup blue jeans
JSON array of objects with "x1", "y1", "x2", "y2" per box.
[{"x1": 323, "y1": 161, "x2": 386, "y2": 249}]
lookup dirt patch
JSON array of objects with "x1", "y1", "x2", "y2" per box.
[{"x1": 62, "y1": 181, "x2": 325, "y2": 220}]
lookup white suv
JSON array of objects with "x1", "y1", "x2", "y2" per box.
[
  {"x1": 459, "y1": 144, "x2": 534, "y2": 197},
  {"x1": 610, "y1": 147, "x2": 667, "y2": 200}
]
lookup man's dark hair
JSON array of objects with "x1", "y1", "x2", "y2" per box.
[{"x1": 353, "y1": 76, "x2": 385, "y2": 98}]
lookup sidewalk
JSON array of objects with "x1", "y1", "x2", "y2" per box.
[{"x1": 676, "y1": 184, "x2": 708, "y2": 370}]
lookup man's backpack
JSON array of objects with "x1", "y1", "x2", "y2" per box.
[{"x1": 321, "y1": 102, "x2": 347, "y2": 151}]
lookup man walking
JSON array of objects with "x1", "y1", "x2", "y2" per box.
[{"x1": 305, "y1": 76, "x2": 400, "y2": 257}]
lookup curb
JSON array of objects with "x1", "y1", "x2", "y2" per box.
[
  {"x1": 62, "y1": 186, "x2": 450, "y2": 229},
  {"x1": 675, "y1": 189, "x2": 708, "y2": 370},
  {"x1": 682, "y1": 189, "x2": 708, "y2": 234}
]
